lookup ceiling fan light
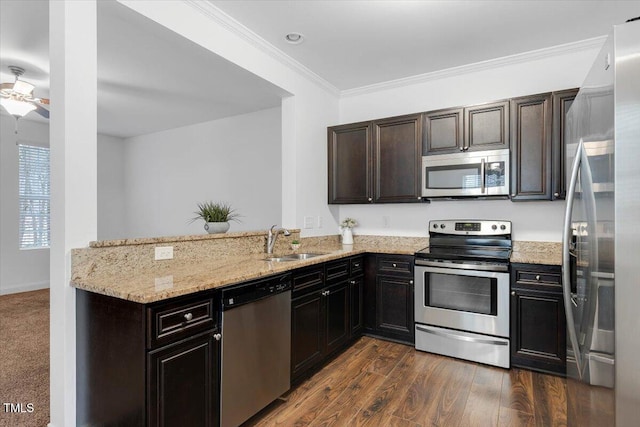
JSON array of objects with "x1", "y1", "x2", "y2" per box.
[
  {"x1": 13, "y1": 79, "x2": 35, "y2": 96},
  {"x1": 0, "y1": 97, "x2": 37, "y2": 117}
]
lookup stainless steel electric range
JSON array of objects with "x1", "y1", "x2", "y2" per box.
[{"x1": 414, "y1": 219, "x2": 512, "y2": 368}]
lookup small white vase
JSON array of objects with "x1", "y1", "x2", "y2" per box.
[
  {"x1": 342, "y1": 228, "x2": 354, "y2": 245},
  {"x1": 204, "y1": 222, "x2": 230, "y2": 234}
]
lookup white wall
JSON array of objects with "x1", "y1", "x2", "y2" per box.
[
  {"x1": 97, "y1": 133, "x2": 126, "y2": 240},
  {"x1": 0, "y1": 115, "x2": 51, "y2": 294},
  {"x1": 121, "y1": 107, "x2": 282, "y2": 238},
  {"x1": 338, "y1": 45, "x2": 602, "y2": 242}
]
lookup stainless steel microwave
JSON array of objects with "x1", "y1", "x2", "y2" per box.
[{"x1": 422, "y1": 149, "x2": 510, "y2": 198}]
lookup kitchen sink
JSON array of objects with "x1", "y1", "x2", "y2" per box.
[{"x1": 263, "y1": 253, "x2": 326, "y2": 262}]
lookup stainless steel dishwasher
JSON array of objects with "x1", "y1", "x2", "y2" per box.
[{"x1": 220, "y1": 273, "x2": 291, "y2": 427}]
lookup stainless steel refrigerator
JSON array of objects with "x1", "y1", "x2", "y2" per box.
[{"x1": 563, "y1": 19, "x2": 640, "y2": 426}]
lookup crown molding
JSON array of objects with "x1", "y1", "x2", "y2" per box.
[
  {"x1": 341, "y1": 36, "x2": 607, "y2": 98},
  {"x1": 185, "y1": 1, "x2": 340, "y2": 96}
]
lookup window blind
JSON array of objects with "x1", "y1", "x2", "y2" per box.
[{"x1": 18, "y1": 144, "x2": 50, "y2": 249}]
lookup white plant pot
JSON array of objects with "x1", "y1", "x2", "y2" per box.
[
  {"x1": 204, "y1": 222, "x2": 230, "y2": 234},
  {"x1": 291, "y1": 243, "x2": 301, "y2": 251},
  {"x1": 342, "y1": 228, "x2": 354, "y2": 245}
]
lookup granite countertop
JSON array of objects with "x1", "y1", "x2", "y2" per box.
[
  {"x1": 71, "y1": 235, "x2": 561, "y2": 304},
  {"x1": 71, "y1": 242, "x2": 423, "y2": 304}
]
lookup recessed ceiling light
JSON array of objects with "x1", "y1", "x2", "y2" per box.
[{"x1": 285, "y1": 32, "x2": 304, "y2": 44}]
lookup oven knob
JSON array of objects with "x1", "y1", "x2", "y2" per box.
[
  {"x1": 500, "y1": 224, "x2": 506, "y2": 230},
  {"x1": 433, "y1": 223, "x2": 438, "y2": 229},
  {"x1": 491, "y1": 224, "x2": 497, "y2": 230},
  {"x1": 440, "y1": 224, "x2": 445, "y2": 229}
]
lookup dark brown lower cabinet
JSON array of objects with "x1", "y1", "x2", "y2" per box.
[
  {"x1": 349, "y1": 275, "x2": 364, "y2": 336},
  {"x1": 375, "y1": 275, "x2": 414, "y2": 343},
  {"x1": 148, "y1": 333, "x2": 218, "y2": 427},
  {"x1": 325, "y1": 282, "x2": 350, "y2": 354},
  {"x1": 76, "y1": 289, "x2": 220, "y2": 427},
  {"x1": 510, "y1": 263, "x2": 566, "y2": 375},
  {"x1": 291, "y1": 289, "x2": 324, "y2": 380}
]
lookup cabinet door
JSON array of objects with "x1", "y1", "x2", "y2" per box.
[
  {"x1": 422, "y1": 108, "x2": 464, "y2": 155},
  {"x1": 148, "y1": 332, "x2": 217, "y2": 427},
  {"x1": 325, "y1": 282, "x2": 350, "y2": 355},
  {"x1": 372, "y1": 114, "x2": 422, "y2": 203},
  {"x1": 328, "y1": 122, "x2": 372, "y2": 204},
  {"x1": 552, "y1": 88, "x2": 579, "y2": 200},
  {"x1": 465, "y1": 100, "x2": 510, "y2": 151},
  {"x1": 291, "y1": 291, "x2": 325, "y2": 381},
  {"x1": 349, "y1": 276, "x2": 364, "y2": 336},
  {"x1": 510, "y1": 287, "x2": 566, "y2": 375},
  {"x1": 510, "y1": 93, "x2": 552, "y2": 200},
  {"x1": 376, "y1": 275, "x2": 414, "y2": 343}
]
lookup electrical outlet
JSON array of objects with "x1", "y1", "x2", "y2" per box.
[
  {"x1": 155, "y1": 246, "x2": 174, "y2": 260},
  {"x1": 317, "y1": 216, "x2": 323, "y2": 228},
  {"x1": 304, "y1": 216, "x2": 314, "y2": 229},
  {"x1": 382, "y1": 216, "x2": 391, "y2": 228}
]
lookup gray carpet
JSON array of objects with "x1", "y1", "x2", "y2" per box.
[{"x1": 0, "y1": 289, "x2": 49, "y2": 427}]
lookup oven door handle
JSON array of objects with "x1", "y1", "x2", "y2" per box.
[
  {"x1": 416, "y1": 325, "x2": 508, "y2": 346},
  {"x1": 480, "y1": 157, "x2": 486, "y2": 193},
  {"x1": 415, "y1": 259, "x2": 509, "y2": 272}
]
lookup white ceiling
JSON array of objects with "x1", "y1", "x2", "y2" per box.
[
  {"x1": 1, "y1": 1, "x2": 639, "y2": 137},
  {"x1": 211, "y1": 0, "x2": 640, "y2": 90}
]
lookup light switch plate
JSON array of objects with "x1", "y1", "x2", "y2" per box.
[{"x1": 304, "y1": 216, "x2": 314, "y2": 229}]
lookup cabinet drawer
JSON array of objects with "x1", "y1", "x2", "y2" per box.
[
  {"x1": 350, "y1": 256, "x2": 364, "y2": 276},
  {"x1": 326, "y1": 259, "x2": 349, "y2": 284},
  {"x1": 292, "y1": 265, "x2": 325, "y2": 297},
  {"x1": 513, "y1": 265, "x2": 561, "y2": 289},
  {"x1": 148, "y1": 297, "x2": 215, "y2": 348},
  {"x1": 377, "y1": 255, "x2": 413, "y2": 276}
]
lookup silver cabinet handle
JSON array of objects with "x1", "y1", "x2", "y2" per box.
[
  {"x1": 511, "y1": 193, "x2": 516, "y2": 197},
  {"x1": 392, "y1": 263, "x2": 397, "y2": 268},
  {"x1": 554, "y1": 192, "x2": 560, "y2": 198},
  {"x1": 459, "y1": 146, "x2": 464, "y2": 151},
  {"x1": 183, "y1": 312, "x2": 193, "y2": 321},
  {"x1": 368, "y1": 197, "x2": 373, "y2": 202},
  {"x1": 354, "y1": 263, "x2": 360, "y2": 268},
  {"x1": 214, "y1": 333, "x2": 221, "y2": 341},
  {"x1": 511, "y1": 291, "x2": 516, "y2": 296},
  {"x1": 409, "y1": 280, "x2": 414, "y2": 285},
  {"x1": 535, "y1": 275, "x2": 541, "y2": 281},
  {"x1": 350, "y1": 280, "x2": 356, "y2": 284}
]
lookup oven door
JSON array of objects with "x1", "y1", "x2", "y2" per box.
[
  {"x1": 422, "y1": 149, "x2": 509, "y2": 198},
  {"x1": 414, "y1": 262, "x2": 510, "y2": 337}
]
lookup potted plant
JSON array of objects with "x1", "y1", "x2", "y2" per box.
[
  {"x1": 291, "y1": 239, "x2": 301, "y2": 251},
  {"x1": 340, "y1": 218, "x2": 357, "y2": 245},
  {"x1": 191, "y1": 201, "x2": 240, "y2": 234}
]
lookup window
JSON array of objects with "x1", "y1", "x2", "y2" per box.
[{"x1": 18, "y1": 144, "x2": 50, "y2": 249}]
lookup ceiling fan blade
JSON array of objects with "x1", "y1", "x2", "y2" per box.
[
  {"x1": 34, "y1": 97, "x2": 49, "y2": 105},
  {"x1": 34, "y1": 103, "x2": 50, "y2": 119},
  {"x1": 0, "y1": 82, "x2": 14, "y2": 91}
]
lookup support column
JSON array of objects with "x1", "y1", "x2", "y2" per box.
[{"x1": 49, "y1": 1, "x2": 97, "y2": 426}]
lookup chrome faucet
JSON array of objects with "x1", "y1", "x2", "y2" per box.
[{"x1": 266, "y1": 224, "x2": 291, "y2": 254}]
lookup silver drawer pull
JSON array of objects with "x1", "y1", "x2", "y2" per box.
[
  {"x1": 214, "y1": 333, "x2": 221, "y2": 341},
  {"x1": 183, "y1": 312, "x2": 193, "y2": 321},
  {"x1": 350, "y1": 280, "x2": 356, "y2": 284},
  {"x1": 354, "y1": 263, "x2": 360, "y2": 268},
  {"x1": 392, "y1": 263, "x2": 397, "y2": 268},
  {"x1": 535, "y1": 275, "x2": 541, "y2": 281},
  {"x1": 416, "y1": 325, "x2": 508, "y2": 346}
]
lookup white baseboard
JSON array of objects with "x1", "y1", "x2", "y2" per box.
[{"x1": 0, "y1": 280, "x2": 49, "y2": 295}]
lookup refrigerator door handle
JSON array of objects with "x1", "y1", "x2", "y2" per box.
[{"x1": 563, "y1": 139, "x2": 585, "y2": 377}]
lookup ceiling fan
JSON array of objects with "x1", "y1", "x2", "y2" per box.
[{"x1": 0, "y1": 65, "x2": 50, "y2": 119}]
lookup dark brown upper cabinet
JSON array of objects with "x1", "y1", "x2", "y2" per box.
[
  {"x1": 422, "y1": 107, "x2": 463, "y2": 155},
  {"x1": 423, "y1": 101, "x2": 509, "y2": 155},
  {"x1": 552, "y1": 88, "x2": 579, "y2": 200},
  {"x1": 328, "y1": 114, "x2": 422, "y2": 204},
  {"x1": 510, "y1": 93, "x2": 553, "y2": 201},
  {"x1": 372, "y1": 114, "x2": 422, "y2": 203},
  {"x1": 465, "y1": 100, "x2": 510, "y2": 151},
  {"x1": 328, "y1": 121, "x2": 372, "y2": 204}
]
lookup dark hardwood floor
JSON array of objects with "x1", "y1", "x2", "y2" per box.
[{"x1": 246, "y1": 337, "x2": 567, "y2": 427}]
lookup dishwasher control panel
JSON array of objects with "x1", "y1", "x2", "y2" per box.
[{"x1": 221, "y1": 273, "x2": 291, "y2": 309}]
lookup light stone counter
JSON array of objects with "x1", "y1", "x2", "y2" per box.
[
  {"x1": 71, "y1": 233, "x2": 562, "y2": 304},
  {"x1": 71, "y1": 234, "x2": 428, "y2": 304}
]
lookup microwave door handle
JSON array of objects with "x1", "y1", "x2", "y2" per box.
[{"x1": 480, "y1": 158, "x2": 486, "y2": 193}]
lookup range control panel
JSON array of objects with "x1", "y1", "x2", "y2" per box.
[{"x1": 429, "y1": 220, "x2": 511, "y2": 236}]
